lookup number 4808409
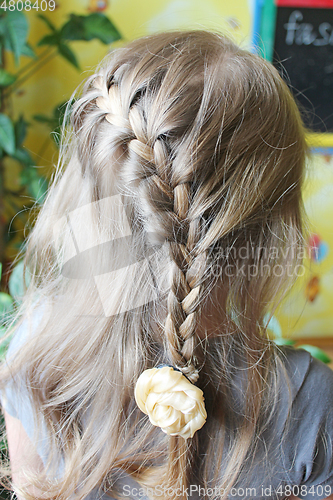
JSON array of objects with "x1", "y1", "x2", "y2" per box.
[{"x1": 0, "y1": 0, "x2": 56, "y2": 10}]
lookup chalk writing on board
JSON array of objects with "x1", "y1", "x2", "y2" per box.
[{"x1": 284, "y1": 10, "x2": 333, "y2": 46}]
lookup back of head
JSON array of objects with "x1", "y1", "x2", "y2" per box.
[
  {"x1": 5, "y1": 31, "x2": 307, "y2": 500},
  {"x1": 68, "y1": 29, "x2": 305, "y2": 376}
]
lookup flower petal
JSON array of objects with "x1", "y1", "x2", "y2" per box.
[
  {"x1": 150, "y1": 367, "x2": 183, "y2": 393},
  {"x1": 134, "y1": 369, "x2": 156, "y2": 412}
]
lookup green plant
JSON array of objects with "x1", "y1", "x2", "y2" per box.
[{"x1": 0, "y1": 8, "x2": 121, "y2": 265}]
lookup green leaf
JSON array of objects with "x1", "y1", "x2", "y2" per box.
[
  {"x1": 0, "y1": 114, "x2": 15, "y2": 155},
  {"x1": 53, "y1": 100, "x2": 72, "y2": 138},
  {"x1": 298, "y1": 344, "x2": 332, "y2": 364},
  {"x1": 0, "y1": 292, "x2": 14, "y2": 324},
  {"x1": 37, "y1": 14, "x2": 57, "y2": 33},
  {"x1": 0, "y1": 293, "x2": 13, "y2": 312},
  {"x1": 36, "y1": 14, "x2": 60, "y2": 49},
  {"x1": 273, "y1": 338, "x2": 295, "y2": 347},
  {"x1": 83, "y1": 13, "x2": 121, "y2": 44},
  {"x1": 34, "y1": 100, "x2": 72, "y2": 147},
  {"x1": 55, "y1": 100, "x2": 72, "y2": 121},
  {"x1": 58, "y1": 43, "x2": 79, "y2": 69},
  {"x1": 37, "y1": 33, "x2": 60, "y2": 47},
  {"x1": 60, "y1": 13, "x2": 121, "y2": 45},
  {"x1": 8, "y1": 261, "x2": 30, "y2": 303},
  {"x1": 33, "y1": 114, "x2": 57, "y2": 126},
  {"x1": 19, "y1": 165, "x2": 39, "y2": 186},
  {"x1": 15, "y1": 115, "x2": 28, "y2": 147},
  {"x1": 0, "y1": 17, "x2": 5, "y2": 37},
  {"x1": 0, "y1": 68, "x2": 16, "y2": 87},
  {"x1": 0, "y1": 323, "x2": 13, "y2": 360},
  {"x1": 14, "y1": 148, "x2": 34, "y2": 166},
  {"x1": 21, "y1": 42, "x2": 36, "y2": 59},
  {"x1": 0, "y1": 326, "x2": 11, "y2": 361},
  {"x1": 60, "y1": 14, "x2": 86, "y2": 41},
  {"x1": 28, "y1": 175, "x2": 48, "y2": 203},
  {"x1": 1, "y1": 10, "x2": 29, "y2": 65},
  {"x1": 0, "y1": 263, "x2": 2, "y2": 281}
]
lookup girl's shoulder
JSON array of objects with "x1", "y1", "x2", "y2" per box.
[
  {"x1": 273, "y1": 345, "x2": 333, "y2": 496},
  {"x1": 277, "y1": 343, "x2": 333, "y2": 403},
  {"x1": 274, "y1": 343, "x2": 333, "y2": 432}
]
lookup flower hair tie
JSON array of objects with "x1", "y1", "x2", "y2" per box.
[{"x1": 134, "y1": 364, "x2": 207, "y2": 439}]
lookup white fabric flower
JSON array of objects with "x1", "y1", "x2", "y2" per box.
[{"x1": 134, "y1": 366, "x2": 207, "y2": 439}]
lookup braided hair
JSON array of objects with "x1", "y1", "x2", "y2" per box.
[{"x1": 77, "y1": 58, "x2": 211, "y2": 384}]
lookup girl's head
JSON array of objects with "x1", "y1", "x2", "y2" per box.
[{"x1": 7, "y1": 30, "x2": 306, "y2": 499}]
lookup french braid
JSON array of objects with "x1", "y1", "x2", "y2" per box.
[{"x1": 94, "y1": 74, "x2": 207, "y2": 384}]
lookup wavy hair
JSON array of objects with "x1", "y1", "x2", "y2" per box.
[{"x1": 0, "y1": 31, "x2": 307, "y2": 499}]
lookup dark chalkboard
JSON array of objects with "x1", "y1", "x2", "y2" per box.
[{"x1": 272, "y1": 5, "x2": 333, "y2": 132}]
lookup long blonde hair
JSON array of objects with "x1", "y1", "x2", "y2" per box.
[{"x1": 1, "y1": 31, "x2": 306, "y2": 499}]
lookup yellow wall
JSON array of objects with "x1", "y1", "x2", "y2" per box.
[{"x1": 276, "y1": 153, "x2": 333, "y2": 338}]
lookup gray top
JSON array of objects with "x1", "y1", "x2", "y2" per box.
[{"x1": 2, "y1": 311, "x2": 333, "y2": 500}]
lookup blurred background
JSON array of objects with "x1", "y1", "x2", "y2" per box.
[{"x1": 0, "y1": 0, "x2": 333, "y2": 348}]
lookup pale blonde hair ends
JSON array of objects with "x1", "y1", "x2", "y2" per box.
[{"x1": 0, "y1": 31, "x2": 306, "y2": 499}]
